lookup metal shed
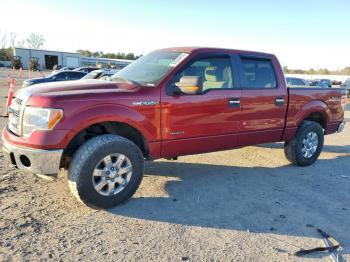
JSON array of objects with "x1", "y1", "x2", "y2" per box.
[{"x1": 13, "y1": 47, "x2": 80, "y2": 70}]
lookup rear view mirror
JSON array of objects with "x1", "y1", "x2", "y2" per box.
[{"x1": 174, "y1": 76, "x2": 202, "y2": 95}]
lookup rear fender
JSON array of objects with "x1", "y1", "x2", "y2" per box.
[
  {"x1": 283, "y1": 100, "x2": 331, "y2": 141},
  {"x1": 294, "y1": 100, "x2": 331, "y2": 128}
]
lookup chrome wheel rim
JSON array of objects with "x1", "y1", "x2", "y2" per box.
[
  {"x1": 92, "y1": 153, "x2": 132, "y2": 196},
  {"x1": 301, "y1": 131, "x2": 318, "y2": 158}
]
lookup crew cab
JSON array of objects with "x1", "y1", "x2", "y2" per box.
[{"x1": 2, "y1": 47, "x2": 347, "y2": 208}]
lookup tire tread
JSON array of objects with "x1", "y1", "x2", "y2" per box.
[
  {"x1": 284, "y1": 120, "x2": 323, "y2": 166},
  {"x1": 68, "y1": 134, "x2": 144, "y2": 208}
]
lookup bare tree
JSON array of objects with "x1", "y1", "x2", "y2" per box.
[
  {"x1": 10, "y1": 32, "x2": 17, "y2": 49},
  {"x1": 26, "y1": 33, "x2": 45, "y2": 49},
  {"x1": 0, "y1": 31, "x2": 8, "y2": 48},
  {"x1": 16, "y1": 39, "x2": 26, "y2": 47}
]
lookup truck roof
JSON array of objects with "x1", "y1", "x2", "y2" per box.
[{"x1": 158, "y1": 46, "x2": 275, "y2": 57}]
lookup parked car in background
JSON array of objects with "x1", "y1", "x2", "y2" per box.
[
  {"x1": 309, "y1": 79, "x2": 329, "y2": 88},
  {"x1": 341, "y1": 78, "x2": 350, "y2": 96},
  {"x1": 53, "y1": 65, "x2": 63, "y2": 71},
  {"x1": 99, "y1": 75, "x2": 113, "y2": 81},
  {"x1": 4, "y1": 47, "x2": 347, "y2": 209},
  {"x1": 319, "y1": 79, "x2": 332, "y2": 87},
  {"x1": 315, "y1": 79, "x2": 332, "y2": 87},
  {"x1": 81, "y1": 69, "x2": 119, "y2": 80},
  {"x1": 22, "y1": 71, "x2": 86, "y2": 87},
  {"x1": 52, "y1": 66, "x2": 76, "y2": 74},
  {"x1": 285, "y1": 77, "x2": 308, "y2": 87},
  {"x1": 332, "y1": 80, "x2": 342, "y2": 86},
  {"x1": 73, "y1": 67, "x2": 99, "y2": 73}
]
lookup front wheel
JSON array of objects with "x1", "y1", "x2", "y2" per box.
[
  {"x1": 68, "y1": 134, "x2": 144, "y2": 209},
  {"x1": 284, "y1": 120, "x2": 324, "y2": 166}
]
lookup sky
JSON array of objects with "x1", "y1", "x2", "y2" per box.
[{"x1": 0, "y1": 0, "x2": 349, "y2": 70}]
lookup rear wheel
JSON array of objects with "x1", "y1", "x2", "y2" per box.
[
  {"x1": 68, "y1": 134, "x2": 144, "y2": 208},
  {"x1": 284, "y1": 120, "x2": 324, "y2": 166}
]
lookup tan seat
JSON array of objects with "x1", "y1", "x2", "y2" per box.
[{"x1": 203, "y1": 66, "x2": 226, "y2": 90}]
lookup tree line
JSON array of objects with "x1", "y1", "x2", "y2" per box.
[
  {"x1": 76, "y1": 50, "x2": 142, "y2": 60},
  {"x1": 283, "y1": 66, "x2": 350, "y2": 75}
]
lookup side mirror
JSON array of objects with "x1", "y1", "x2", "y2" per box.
[{"x1": 173, "y1": 76, "x2": 202, "y2": 95}]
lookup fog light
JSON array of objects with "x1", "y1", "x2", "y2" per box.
[{"x1": 20, "y1": 155, "x2": 31, "y2": 167}]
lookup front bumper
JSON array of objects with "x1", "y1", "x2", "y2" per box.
[{"x1": 2, "y1": 135, "x2": 63, "y2": 175}]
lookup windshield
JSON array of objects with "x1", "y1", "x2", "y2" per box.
[
  {"x1": 45, "y1": 72, "x2": 57, "y2": 78},
  {"x1": 82, "y1": 71, "x2": 100, "y2": 79},
  {"x1": 111, "y1": 51, "x2": 188, "y2": 85}
]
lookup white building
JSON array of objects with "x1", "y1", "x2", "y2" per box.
[
  {"x1": 14, "y1": 47, "x2": 80, "y2": 69},
  {"x1": 13, "y1": 47, "x2": 133, "y2": 70}
]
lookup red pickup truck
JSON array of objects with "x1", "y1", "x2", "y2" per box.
[{"x1": 2, "y1": 47, "x2": 347, "y2": 208}]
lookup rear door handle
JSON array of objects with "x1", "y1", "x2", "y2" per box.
[
  {"x1": 275, "y1": 97, "x2": 285, "y2": 106},
  {"x1": 228, "y1": 98, "x2": 240, "y2": 108}
]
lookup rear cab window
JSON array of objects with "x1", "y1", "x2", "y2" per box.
[{"x1": 240, "y1": 57, "x2": 277, "y2": 89}]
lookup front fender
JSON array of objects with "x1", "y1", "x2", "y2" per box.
[{"x1": 56, "y1": 103, "x2": 159, "y2": 148}]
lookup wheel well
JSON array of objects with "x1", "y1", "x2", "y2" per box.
[
  {"x1": 304, "y1": 112, "x2": 326, "y2": 128},
  {"x1": 60, "y1": 122, "x2": 149, "y2": 169}
]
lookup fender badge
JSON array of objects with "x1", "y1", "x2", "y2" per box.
[{"x1": 132, "y1": 101, "x2": 159, "y2": 106}]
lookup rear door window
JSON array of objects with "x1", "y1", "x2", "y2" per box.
[{"x1": 240, "y1": 57, "x2": 277, "y2": 89}]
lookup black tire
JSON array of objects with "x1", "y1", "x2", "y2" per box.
[
  {"x1": 68, "y1": 134, "x2": 144, "y2": 209},
  {"x1": 284, "y1": 120, "x2": 324, "y2": 166}
]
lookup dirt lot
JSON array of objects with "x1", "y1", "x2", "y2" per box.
[{"x1": 0, "y1": 67, "x2": 349, "y2": 261}]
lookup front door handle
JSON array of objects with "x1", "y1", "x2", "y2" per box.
[
  {"x1": 228, "y1": 98, "x2": 240, "y2": 108},
  {"x1": 275, "y1": 97, "x2": 285, "y2": 106}
]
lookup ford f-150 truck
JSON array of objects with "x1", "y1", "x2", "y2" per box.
[{"x1": 2, "y1": 47, "x2": 347, "y2": 208}]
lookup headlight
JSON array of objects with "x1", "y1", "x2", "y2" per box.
[{"x1": 22, "y1": 107, "x2": 63, "y2": 137}]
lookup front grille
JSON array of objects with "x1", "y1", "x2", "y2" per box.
[{"x1": 8, "y1": 97, "x2": 24, "y2": 136}]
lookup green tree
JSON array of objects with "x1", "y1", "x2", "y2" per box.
[
  {"x1": 76, "y1": 49, "x2": 92, "y2": 57},
  {"x1": 340, "y1": 67, "x2": 350, "y2": 75},
  {"x1": 125, "y1": 53, "x2": 135, "y2": 60},
  {"x1": 92, "y1": 51, "x2": 101, "y2": 57},
  {"x1": 0, "y1": 47, "x2": 12, "y2": 60}
]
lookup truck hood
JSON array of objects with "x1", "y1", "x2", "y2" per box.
[
  {"x1": 17, "y1": 79, "x2": 139, "y2": 97},
  {"x1": 15, "y1": 79, "x2": 141, "y2": 107}
]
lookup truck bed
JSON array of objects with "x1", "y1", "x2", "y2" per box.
[{"x1": 286, "y1": 87, "x2": 347, "y2": 133}]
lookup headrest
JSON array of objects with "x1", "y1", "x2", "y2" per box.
[{"x1": 205, "y1": 66, "x2": 219, "y2": 82}]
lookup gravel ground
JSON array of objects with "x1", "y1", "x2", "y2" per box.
[{"x1": 0, "y1": 68, "x2": 349, "y2": 261}]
